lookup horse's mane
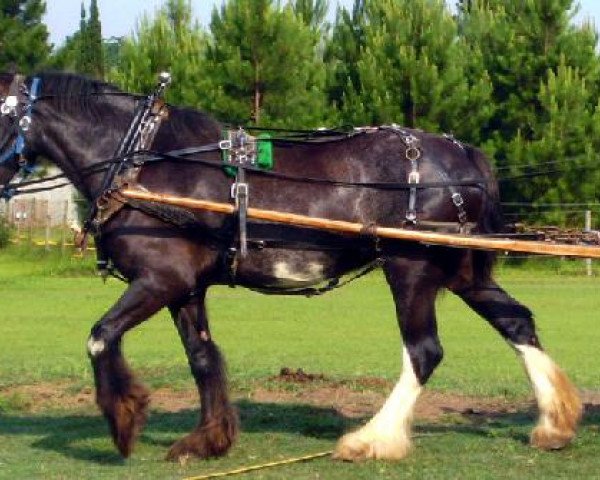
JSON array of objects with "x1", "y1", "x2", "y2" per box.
[
  {"x1": 32, "y1": 71, "x2": 127, "y2": 116},
  {"x1": 32, "y1": 71, "x2": 220, "y2": 137}
]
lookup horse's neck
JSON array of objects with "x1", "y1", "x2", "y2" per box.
[
  {"x1": 38, "y1": 102, "x2": 221, "y2": 200},
  {"x1": 39, "y1": 104, "x2": 132, "y2": 200}
]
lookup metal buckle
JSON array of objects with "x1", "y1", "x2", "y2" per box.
[
  {"x1": 405, "y1": 146, "x2": 420, "y2": 161},
  {"x1": 451, "y1": 192, "x2": 464, "y2": 207},
  {"x1": 408, "y1": 171, "x2": 420, "y2": 184},
  {"x1": 18, "y1": 115, "x2": 31, "y2": 131},
  {"x1": 219, "y1": 139, "x2": 232, "y2": 150},
  {"x1": 230, "y1": 182, "x2": 249, "y2": 200},
  {"x1": 1, "y1": 96, "x2": 18, "y2": 116}
]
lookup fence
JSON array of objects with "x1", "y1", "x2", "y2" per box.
[
  {"x1": 1, "y1": 197, "x2": 80, "y2": 251},
  {"x1": 0, "y1": 197, "x2": 596, "y2": 274}
]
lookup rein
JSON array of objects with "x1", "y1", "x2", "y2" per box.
[{"x1": 4, "y1": 143, "x2": 489, "y2": 196}]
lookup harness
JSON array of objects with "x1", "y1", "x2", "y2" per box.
[
  {"x1": 84, "y1": 72, "x2": 171, "y2": 237},
  {"x1": 83, "y1": 73, "x2": 171, "y2": 278},
  {"x1": 0, "y1": 74, "x2": 482, "y2": 294},
  {"x1": 0, "y1": 75, "x2": 42, "y2": 197}
]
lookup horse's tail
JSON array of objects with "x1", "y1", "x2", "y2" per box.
[{"x1": 465, "y1": 145, "x2": 505, "y2": 282}]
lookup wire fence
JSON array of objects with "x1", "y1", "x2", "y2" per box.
[{"x1": 0, "y1": 196, "x2": 596, "y2": 274}]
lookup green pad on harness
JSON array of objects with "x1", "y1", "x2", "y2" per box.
[
  {"x1": 256, "y1": 133, "x2": 273, "y2": 170},
  {"x1": 221, "y1": 130, "x2": 273, "y2": 177}
]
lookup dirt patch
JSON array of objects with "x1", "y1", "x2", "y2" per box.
[{"x1": 3, "y1": 379, "x2": 600, "y2": 423}]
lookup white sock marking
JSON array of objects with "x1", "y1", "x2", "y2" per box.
[{"x1": 87, "y1": 337, "x2": 106, "y2": 357}]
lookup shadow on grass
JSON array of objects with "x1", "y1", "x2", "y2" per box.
[{"x1": 0, "y1": 400, "x2": 598, "y2": 465}]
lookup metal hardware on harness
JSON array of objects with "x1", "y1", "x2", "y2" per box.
[
  {"x1": 221, "y1": 128, "x2": 258, "y2": 167},
  {"x1": 443, "y1": 132, "x2": 465, "y2": 151},
  {"x1": 0, "y1": 95, "x2": 18, "y2": 116},
  {"x1": 219, "y1": 139, "x2": 232, "y2": 151},
  {"x1": 0, "y1": 76, "x2": 41, "y2": 181},
  {"x1": 379, "y1": 125, "x2": 423, "y2": 224},
  {"x1": 233, "y1": 167, "x2": 249, "y2": 257},
  {"x1": 436, "y1": 168, "x2": 469, "y2": 231},
  {"x1": 404, "y1": 134, "x2": 421, "y2": 224},
  {"x1": 84, "y1": 71, "x2": 171, "y2": 236}
]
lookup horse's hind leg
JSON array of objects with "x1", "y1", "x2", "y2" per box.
[
  {"x1": 165, "y1": 288, "x2": 238, "y2": 461},
  {"x1": 335, "y1": 257, "x2": 443, "y2": 461},
  {"x1": 87, "y1": 277, "x2": 175, "y2": 457},
  {"x1": 452, "y1": 278, "x2": 582, "y2": 449}
]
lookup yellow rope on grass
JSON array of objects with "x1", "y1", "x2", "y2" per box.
[{"x1": 182, "y1": 450, "x2": 333, "y2": 480}]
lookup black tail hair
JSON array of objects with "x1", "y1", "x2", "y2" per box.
[{"x1": 465, "y1": 145, "x2": 505, "y2": 282}]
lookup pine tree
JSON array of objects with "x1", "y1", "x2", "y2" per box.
[
  {"x1": 109, "y1": 0, "x2": 206, "y2": 106},
  {"x1": 0, "y1": 0, "x2": 50, "y2": 72},
  {"x1": 74, "y1": 2, "x2": 88, "y2": 73},
  {"x1": 325, "y1": 0, "x2": 367, "y2": 113},
  {"x1": 293, "y1": 0, "x2": 329, "y2": 34},
  {"x1": 86, "y1": 0, "x2": 104, "y2": 78},
  {"x1": 459, "y1": 0, "x2": 600, "y2": 223},
  {"x1": 329, "y1": 0, "x2": 492, "y2": 144},
  {"x1": 203, "y1": 0, "x2": 329, "y2": 127},
  {"x1": 51, "y1": 1, "x2": 105, "y2": 78}
]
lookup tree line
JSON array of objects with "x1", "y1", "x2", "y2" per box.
[{"x1": 2, "y1": 0, "x2": 600, "y2": 226}]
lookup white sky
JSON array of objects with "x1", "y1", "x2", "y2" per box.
[{"x1": 44, "y1": 0, "x2": 600, "y2": 48}]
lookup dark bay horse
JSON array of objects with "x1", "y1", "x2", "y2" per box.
[{"x1": 0, "y1": 72, "x2": 582, "y2": 461}]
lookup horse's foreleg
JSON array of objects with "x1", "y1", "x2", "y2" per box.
[
  {"x1": 165, "y1": 289, "x2": 238, "y2": 461},
  {"x1": 87, "y1": 277, "x2": 172, "y2": 457},
  {"x1": 335, "y1": 258, "x2": 443, "y2": 461},
  {"x1": 453, "y1": 280, "x2": 582, "y2": 449}
]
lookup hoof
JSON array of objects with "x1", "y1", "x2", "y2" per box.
[
  {"x1": 165, "y1": 431, "x2": 232, "y2": 462},
  {"x1": 166, "y1": 434, "x2": 209, "y2": 462},
  {"x1": 98, "y1": 382, "x2": 150, "y2": 458},
  {"x1": 166, "y1": 415, "x2": 238, "y2": 462},
  {"x1": 333, "y1": 431, "x2": 411, "y2": 462},
  {"x1": 530, "y1": 425, "x2": 575, "y2": 451}
]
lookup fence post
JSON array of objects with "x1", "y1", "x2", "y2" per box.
[
  {"x1": 45, "y1": 212, "x2": 51, "y2": 251},
  {"x1": 585, "y1": 210, "x2": 592, "y2": 277},
  {"x1": 28, "y1": 198, "x2": 35, "y2": 244},
  {"x1": 61, "y1": 199, "x2": 69, "y2": 255}
]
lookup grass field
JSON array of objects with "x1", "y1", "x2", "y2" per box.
[{"x1": 0, "y1": 247, "x2": 599, "y2": 479}]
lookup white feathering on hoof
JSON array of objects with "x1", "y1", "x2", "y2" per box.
[
  {"x1": 516, "y1": 344, "x2": 582, "y2": 450},
  {"x1": 334, "y1": 347, "x2": 422, "y2": 461}
]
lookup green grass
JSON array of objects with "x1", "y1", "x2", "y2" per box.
[{"x1": 0, "y1": 247, "x2": 599, "y2": 478}]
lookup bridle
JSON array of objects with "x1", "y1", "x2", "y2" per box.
[{"x1": 0, "y1": 75, "x2": 42, "y2": 198}]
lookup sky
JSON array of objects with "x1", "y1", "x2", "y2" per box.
[{"x1": 44, "y1": 0, "x2": 600, "y2": 48}]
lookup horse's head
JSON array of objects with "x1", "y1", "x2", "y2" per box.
[{"x1": 0, "y1": 73, "x2": 40, "y2": 199}]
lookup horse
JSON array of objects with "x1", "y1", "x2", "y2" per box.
[{"x1": 0, "y1": 72, "x2": 582, "y2": 462}]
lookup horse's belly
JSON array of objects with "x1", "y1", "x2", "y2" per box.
[
  {"x1": 235, "y1": 251, "x2": 338, "y2": 289},
  {"x1": 269, "y1": 261, "x2": 326, "y2": 288}
]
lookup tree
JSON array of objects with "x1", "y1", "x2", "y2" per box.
[
  {"x1": 202, "y1": 0, "x2": 330, "y2": 127},
  {"x1": 293, "y1": 0, "x2": 329, "y2": 34},
  {"x1": 458, "y1": 0, "x2": 600, "y2": 222},
  {"x1": 0, "y1": 0, "x2": 50, "y2": 72},
  {"x1": 109, "y1": 0, "x2": 207, "y2": 106},
  {"x1": 325, "y1": 0, "x2": 367, "y2": 113},
  {"x1": 83, "y1": 0, "x2": 104, "y2": 78},
  {"x1": 48, "y1": 0, "x2": 105, "y2": 78},
  {"x1": 508, "y1": 62, "x2": 599, "y2": 224},
  {"x1": 329, "y1": 0, "x2": 493, "y2": 145}
]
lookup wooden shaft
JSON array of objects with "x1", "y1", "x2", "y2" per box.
[{"x1": 120, "y1": 188, "x2": 600, "y2": 259}]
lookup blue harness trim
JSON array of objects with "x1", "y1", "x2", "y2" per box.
[
  {"x1": 0, "y1": 77, "x2": 41, "y2": 199},
  {"x1": 0, "y1": 77, "x2": 41, "y2": 164}
]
